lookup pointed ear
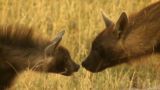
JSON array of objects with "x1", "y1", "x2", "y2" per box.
[
  {"x1": 45, "y1": 30, "x2": 65, "y2": 55},
  {"x1": 115, "y1": 12, "x2": 128, "y2": 34},
  {"x1": 101, "y1": 10, "x2": 113, "y2": 28}
]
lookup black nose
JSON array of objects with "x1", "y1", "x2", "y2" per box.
[
  {"x1": 75, "y1": 64, "x2": 80, "y2": 72},
  {"x1": 82, "y1": 61, "x2": 86, "y2": 67}
]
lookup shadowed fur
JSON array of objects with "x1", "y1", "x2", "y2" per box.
[
  {"x1": 82, "y1": 1, "x2": 160, "y2": 72},
  {"x1": 0, "y1": 24, "x2": 79, "y2": 90}
]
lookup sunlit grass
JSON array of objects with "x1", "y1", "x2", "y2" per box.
[{"x1": 0, "y1": 0, "x2": 160, "y2": 90}]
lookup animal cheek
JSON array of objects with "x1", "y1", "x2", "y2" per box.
[
  {"x1": 45, "y1": 57, "x2": 54, "y2": 64},
  {"x1": 101, "y1": 61, "x2": 109, "y2": 69}
]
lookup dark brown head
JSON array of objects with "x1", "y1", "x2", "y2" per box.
[
  {"x1": 82, "y1": 11, "x2": 128, "y2": 73},
  {"x1": 44, "y1": 31, "x2": 80, "y2": 76}
]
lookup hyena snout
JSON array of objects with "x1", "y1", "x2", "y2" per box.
[
  {"x1": 81, "y1": 58, "x2": 96, "y2": 72},
  {"x1": 61, "y1": 60, "x2": 80, "y2": 76},
  {"x1": 74, "y1": 63, "x2": 80, "y2": 72},
  {"x1": 82, "y1": 60, "x2": 87, "y2": 68},
  {"x1": 70, "y1": 60, "x2": 80, "y2": 72}
]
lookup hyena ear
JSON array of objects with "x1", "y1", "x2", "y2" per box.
[
  {"x1": 115, "y1": 12, "x2": 128, "y2": 35},
  {"x1": 101, "y1": 10, "x2": 113, "y2": 28},
  {"x1": 45, "y1": 30, "x2": 65, "y2": 55}
]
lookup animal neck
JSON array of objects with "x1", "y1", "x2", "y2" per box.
[{"x1": 115, "y1": 40, "x2": 130, "y2": 63}]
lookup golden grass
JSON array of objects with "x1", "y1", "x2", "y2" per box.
[{"x1": 0, "y1": 0, "x2": 160, "y2": 90}]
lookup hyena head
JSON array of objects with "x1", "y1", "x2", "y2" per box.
[
  {"x1": 44, "y1": 31, "x2": 79, "y2": 76},
  {"x1": 82, "y1": 11, "x2": 128, "y2": 72}
]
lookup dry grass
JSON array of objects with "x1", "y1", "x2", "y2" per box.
[{"x1": 0, "y1": 0, "x2": 160, "y2": 90}]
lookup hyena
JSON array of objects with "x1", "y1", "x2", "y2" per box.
[
  {"x1": 82, "y1": 1, "x2": 160, "y2": 72},
  {"x1": 0, "y1": 25, "x2": 79, "y2": 90}
]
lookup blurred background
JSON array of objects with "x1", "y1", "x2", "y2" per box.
[{"x1": 0, "y1": 0, "x2": 159, "y2": 90}]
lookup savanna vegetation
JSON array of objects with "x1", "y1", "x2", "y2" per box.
[{"x1": 0, "y1": 0, "x2": 159, "y2": 90}]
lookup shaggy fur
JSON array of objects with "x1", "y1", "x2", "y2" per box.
[
  {"x1": 0, "y1": 24, "x2": 79, "y2": 90},
  {"x1": 82, "y1": 1, "x2": 160, "y2": 72}
]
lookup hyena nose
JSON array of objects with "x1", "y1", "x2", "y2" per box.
[
  {"x1": 75, "y1": 64, "x2": 80, "y2": 72},
  {"x1": 82, "y1": 61, "x2": 86, "y2": 68}
]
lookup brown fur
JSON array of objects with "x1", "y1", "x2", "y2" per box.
[
  {"x1": 0, "y1": 24, "x2": 79, "y2": 90},
  {"x1": 82, "y1": 1, "x2": 160, "y2": 72}
]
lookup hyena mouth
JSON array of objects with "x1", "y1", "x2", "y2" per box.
[
  {"x1": 95, "y1": 60, "x2": 104, "y2": 72},
  {"x1": 60, "y1": 68, "x2": 72, "y2": 76}
]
